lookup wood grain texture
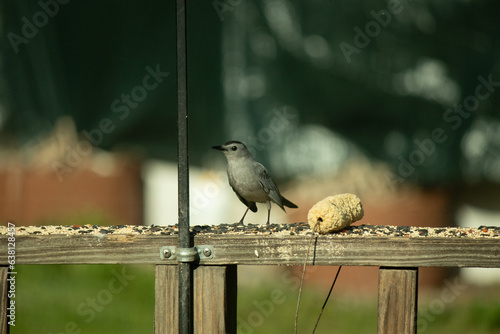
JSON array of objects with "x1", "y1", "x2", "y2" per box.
[
  {"x1": 193, "y1": 265, "x2": 237, "y2": 334},
  {"x1": 0, "y1": 267, "x2": 9, "y2": 334},
  {"x1": 378, "y1": 267, "x2": 418, "y2": 334},
  {"x1": 1, "y1": 233, "x2": 499, "y2": 267},
  {"x1": 155, "y1": 265, "x2": 237, "y2": 334},
  {"x1": 155, "y1": 265, "x2": 178, "y2": 334}
]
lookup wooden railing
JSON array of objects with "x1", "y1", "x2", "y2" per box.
[{"x1": 1, "y1": 224, "x2": 499, "y2": 333}]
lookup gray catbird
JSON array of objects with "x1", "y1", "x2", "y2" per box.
[{"x1": 212, "y1": 141, "x2": 298, "y2": 224}]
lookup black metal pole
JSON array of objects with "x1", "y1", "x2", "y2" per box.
[{"x1": 176, "y1": 0, "x2": 192, "y2": 333}]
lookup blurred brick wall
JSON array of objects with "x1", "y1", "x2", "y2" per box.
[{"x1": 0, "y1": 156, "x2": 143, "y2": 226}]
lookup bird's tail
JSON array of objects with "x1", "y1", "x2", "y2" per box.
[{"x1": 281, "y1": 196, "x2": 298, "y2": 209}]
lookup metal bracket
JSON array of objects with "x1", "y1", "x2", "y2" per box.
[{"x1": 160, "y1": 245, "x2": 214, "y2": 262}]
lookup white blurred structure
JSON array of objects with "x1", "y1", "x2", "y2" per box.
[
  {"x1": 143, "y1": 160, "x2": 289, "y2": 226},
  {"x1": 457, "y1": 205, "x2": 500, "y2": 285}
]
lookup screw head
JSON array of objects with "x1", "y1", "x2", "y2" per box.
[
  {"x1": 203, "y1": 248, "x2": 212, "y2": 257},
  {"x1": 163, "y1": 249, "x2": 172, "y2": 258}
]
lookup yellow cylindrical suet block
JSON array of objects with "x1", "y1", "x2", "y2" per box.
[{"x1": 307, "y1": 194, "x2": 364, "y2": 234}]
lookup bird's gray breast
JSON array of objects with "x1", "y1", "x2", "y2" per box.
[{"x1": 227, "y1": 159, "x2": 269, "y2": 203}]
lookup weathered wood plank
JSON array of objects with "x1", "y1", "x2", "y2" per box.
[
  {"x1": 193, "y1": 265, "x2": 237, "y2": 333},
  {"x1": 155, "y1": 265, "x2": 178, "y2": 334},
  {"x1": 0, "y1": 266, "x2": 9, "y2": 334},
  {"x1": 155, "y1": 265, "x2": 237, "y2": 334},
  {"x1": 0, "y1": 234, "x2": 499, "y2": 267},
  {"x1": 378, "y1": 267, "x2": 418, "y2": 334}
]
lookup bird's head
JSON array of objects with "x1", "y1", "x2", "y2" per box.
[{"x1": 212, "y1": 141, "x2": 252, "y2": 160}]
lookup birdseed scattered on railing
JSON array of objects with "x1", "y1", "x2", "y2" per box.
[{"x1": 1, "y1": 223, "x2": 499, "y2": 239}]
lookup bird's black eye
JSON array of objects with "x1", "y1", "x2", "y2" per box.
[{"x1": 231, "y1": 146, "x2": 237, "y2": 151}]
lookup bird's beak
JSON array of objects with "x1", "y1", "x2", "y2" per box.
[{"x1": 211, "y1": 145, "x2": 226, "y2": 151}]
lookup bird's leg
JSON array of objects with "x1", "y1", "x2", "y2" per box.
[
  {"x1": 239, "y1": 207, "x2": 250, "y2": 224},
  {"x1": 266, "y1": 201, "x2": 271, "y2": 225}
]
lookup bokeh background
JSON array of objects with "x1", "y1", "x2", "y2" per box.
[{"x1": 1, "y1": 0, "x2": 500, "y2": 333}]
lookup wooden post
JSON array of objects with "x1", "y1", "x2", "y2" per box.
[
  {"x1": 193, "y1": 265, "x2": 237, "y2": 333},
  {"x1": 0, "y1": 266, "x2": 9, "y2": 334},
  {"x1": 378, "y1": 267, "x2": 418, "y2": 334},
  {"x1": 155, "y1": 265, "x2": 178, "y2": 334},
  {"x1": 155, "y1": 265, "x2": 237, "y2": 333}
]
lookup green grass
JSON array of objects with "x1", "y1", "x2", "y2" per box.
[
  {"x1": 11, "y1": 265, "x2": 155, "y2": 334},
  {"x1": 237, "y1": 284, "x2": 377, "y2": 333},
  {"x1": 416, "y1": 287, "x2": 500, "y2": 334},
  {"x1": 8, "y1": 265, "x2": 500, "y2": 333}
]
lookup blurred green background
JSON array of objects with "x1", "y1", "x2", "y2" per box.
[{"x1": 1, "y1": 0, "x2": 500, "y2": 183}]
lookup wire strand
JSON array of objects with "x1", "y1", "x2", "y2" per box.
[
  {"x1": 294, "y1": 225, "x2": 317, "y2": 334},
  {"x1": 312, "y1": 265, "x2": 343, "y2": 333}
]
